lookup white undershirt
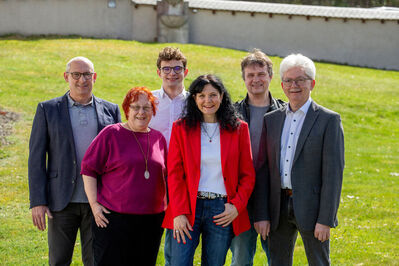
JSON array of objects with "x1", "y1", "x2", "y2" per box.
[
  {"x1": 280, "y1": 98, "x2": 312, "y2": 189},
  {"x1": 198, "y1": 122, "x2": 227, "y2": 195}
]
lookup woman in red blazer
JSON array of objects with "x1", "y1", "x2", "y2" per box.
[{"x1": 162, "y1": 74, "x2": 255, "y2": 265}]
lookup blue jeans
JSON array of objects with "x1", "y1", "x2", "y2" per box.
[
  {"x1": 171, "y1": 198, "x2": 234, "y2": 266},
  {"x1": 230, "y1": 221, "x2": 270, "y2": 266},
  {"x1": 164, "y1": 229, "x2": 172, "y2": 266}
]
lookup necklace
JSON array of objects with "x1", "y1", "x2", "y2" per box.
[
  {"x1": 128, "y1": 124, "x2": 150, "y2": 180},
  {"x1": 201, "y1": 123, "x2": 219, "y2": 143}
]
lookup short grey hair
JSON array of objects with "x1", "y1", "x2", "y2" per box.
[
  {"x1": 66, "y1": 56, "x2": 95, "y2": 72},
  {"x1": 280, "y1": 54, "x2": 316, "y2": 80}
]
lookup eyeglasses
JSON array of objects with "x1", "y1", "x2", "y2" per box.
[
  {"x1": 282, "y1": 77, "x2": 312, "y2": 87},
  {"x1": 160, "y1": 66, "x2": 184, "y2": 74},
  {"x1": 67, "y1": 72, "x2": 95, "y2": 80},
  {"x1": 129, "y1": 105, "x2": 152, "y2": 113}
]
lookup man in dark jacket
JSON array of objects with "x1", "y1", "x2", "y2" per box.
[
  {"x1": 231, "y1": 49, "x2": 284, "y2": 266},
  {"x1": 253, "y1": 54, "x2": 344, "y2": 265},
  {"x1": 28, "y1": 57, "x2": 121, "y2": 265}
]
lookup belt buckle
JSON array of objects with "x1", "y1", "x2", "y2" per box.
[{"x1": 198, "y1": 191, "x2": 218, "y2": 199}]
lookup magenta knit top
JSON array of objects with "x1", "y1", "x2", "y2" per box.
[{"x1": 81, "y1": 123, "x2": 167, "y2": 214}]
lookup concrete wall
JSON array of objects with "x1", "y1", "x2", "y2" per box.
[
  {"x1": 0, "y1": 0, "x2": 398, "y2": 70},
  {"x1": 188, "y1": 9, "x2": 399, "y2": 70},
  {"x1": 131, "y1": 4, "x2": 157, "y2": 42},
  {"x1": 0, "y1": 0, "x2": 134, "y2": 39}
]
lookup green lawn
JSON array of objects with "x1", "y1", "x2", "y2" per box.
[{"x1": 0, "y1": 36, "x2": 398, "y2": 265}]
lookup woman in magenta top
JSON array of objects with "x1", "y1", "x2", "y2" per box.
[{"x1": 81, "y1": 87, "x2": 167, "y2": 266}]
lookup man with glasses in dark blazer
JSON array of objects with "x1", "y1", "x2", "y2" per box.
[
  {"x1": 28, "y1": 56, "x2": 121, "y2": 265},
  {"x1": 254, "y1": 54, "x2": 344, "y2": 265}
]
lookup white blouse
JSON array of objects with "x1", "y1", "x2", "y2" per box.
[{"x1": 198, "y1": 122, "x2": 227, "y2": 195}]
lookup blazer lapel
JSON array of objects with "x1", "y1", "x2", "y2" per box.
[
  {"x1": 94, "y1": 96, "x2": 105, "y2": 132},
  {"x1": 59, "y1": 93, "x2": 77, "y2": 153},
  {"x1": 189, "y1": 123, "x2": 201, "y2": 175},
  {"x1": 220, "y1": 126, "x2": 232, "y2": 175},
  {"x1": 273, "y1": 108, "x2": 286, "y2": 175},
  {"x1": 293, "y1": 101, "x2": 319, "y2": 164}
]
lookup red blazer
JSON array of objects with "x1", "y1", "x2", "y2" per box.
[{"x1": 162, "y1": 120, "x2": 255, "y2": 236}]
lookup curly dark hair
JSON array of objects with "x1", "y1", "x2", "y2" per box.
[
  {"x1": 156, "y1": 47, "x2": 187, "y2": 69},
  {"x1": 180, "y1": 74, "x2": 240, "y2": 131}
]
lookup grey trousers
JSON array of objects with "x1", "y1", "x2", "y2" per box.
[
  {"x1": 269, "y1": 194, "x2": 330, "y2": 266},
  {"x1": 48, "y1": 203, "x2": 93, "y2": 266}
]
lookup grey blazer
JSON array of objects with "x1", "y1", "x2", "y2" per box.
[
  {"x1": 254, "y1": 101, "x2": 344, "y2": 231},
  {"x1": 28, "y1": 92, "x2": 121, "y2": 212}
]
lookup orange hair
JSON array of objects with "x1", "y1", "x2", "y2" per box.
[{"x1": 122, "y1": 87, "x2": 158, "y2": 120}]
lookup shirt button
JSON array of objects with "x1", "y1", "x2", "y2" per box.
[
  {"x1": 288, "y1": 146, "x2": 291, "y2": 148},
  {"x1": 293, "y1": 120, "x2": 296, "y2": 122}
]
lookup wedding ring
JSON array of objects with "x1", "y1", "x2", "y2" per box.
[{"x1": 175, "y1": 230, "x2": 179, "y2": 233}]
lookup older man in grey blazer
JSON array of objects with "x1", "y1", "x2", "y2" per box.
[
  {"x1": 28, "y1": 57, "x2": 121, "y2": 265},
  {"x1": 253, "y1": 54, "x2": 344, "y2": 265}
]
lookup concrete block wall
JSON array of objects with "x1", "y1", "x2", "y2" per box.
[{"x1": 0, "y1": 0, "x2": 398, "y2": 70}]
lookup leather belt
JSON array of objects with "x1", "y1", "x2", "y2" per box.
[
  {"x1": 282, "y1": 189, "x2": 293, "y2": 196},
  {"x1": 197, "y1": 191, "x2": 227, "y2": 200}
]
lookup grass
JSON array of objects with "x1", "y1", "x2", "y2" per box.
[{"x1": 0, "y1": 36, "x2": 398, "y2": 265}]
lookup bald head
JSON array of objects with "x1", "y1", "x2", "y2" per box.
[{"x1": 66, "y1": 56, "x2": 94, "y2": 72}]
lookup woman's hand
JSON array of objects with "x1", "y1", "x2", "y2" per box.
[
  {"x1": 173, "y1": 215, "x2": 193, "y2": 244},
  {"x1": 213, "y1": 203, "x2": 238, "y2": 227},
  {"x1": 90, "y1": 201, "x2": 110, "y2": 228}
]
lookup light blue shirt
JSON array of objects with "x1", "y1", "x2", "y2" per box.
[{"x1": 67, "y1": 93, "x2": 98, "y2": 203}]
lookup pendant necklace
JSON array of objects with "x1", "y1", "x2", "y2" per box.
[
  {"x1": 201, "y1": 123, "x2": 219, "y2": 143},
  {"x1": 130, "y1": 127, "x2": 150, "y2": 180}
]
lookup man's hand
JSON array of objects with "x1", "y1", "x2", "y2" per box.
[
  {"x1": 314, "y1": 223, "x2": 330, "y2": 242},
  {"x1": 31, "y1": 205, "x2": 53, "y2": 231},
  {"x1": 254, "y1": 220, "x2": 270, "y2": 240},
  {"x1": 213, "y1": 203, "x2": 238, "y2": 227}
]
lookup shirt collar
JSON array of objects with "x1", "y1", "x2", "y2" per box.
[
  {"x1": 286, "y1": 97, "x2": 312, "y2": 115},
  {"x1": 67, "y1": 91, "x2": 94, "y2": 107},
  {"x1": 159, "y1": 87, "x2": 188, "y2": 100}
]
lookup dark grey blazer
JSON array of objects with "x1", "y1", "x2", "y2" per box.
[
  {"x1": 254, "y1": 101, "x2": 344, "y2": 231},
  {"x1": 28, "y1": 92, "x2": 121, "y2": 212}
]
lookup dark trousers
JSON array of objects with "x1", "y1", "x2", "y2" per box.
[
  {"x1": 92, "y1": 211, "x2": 165, "y2": 266},
  {"x1": 269, "y1": 193, "x2": 330, "y2": 266},
  {"x1": 48, "y1": 203, "x2": 93, "y2": 266}
]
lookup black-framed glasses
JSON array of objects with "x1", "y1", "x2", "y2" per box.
[
  {"x1": 67, "y1": 72, "x2": 95, "y2": 80},
  {"x1": 160, "y1": 66, "x2": 184, "y2": 74},
  {"x1": 282, "y1": 77, "x2": 312, "y2": 87}
]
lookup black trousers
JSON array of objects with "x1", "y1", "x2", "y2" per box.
[
  {"x1": 269, "y1": 194, "x2": 330, "y2": 266},
  {"x1": 92, "y1": 211, "x2": 165, "y2": 266},
  {"x1": 48, "y1": 203, "x2": 93, "y2": 266}
]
